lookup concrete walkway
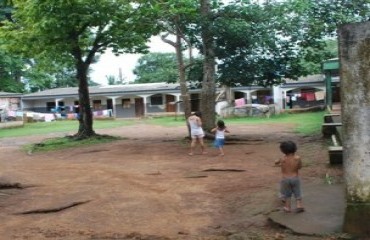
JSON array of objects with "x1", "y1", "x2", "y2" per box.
[
  {"x1": 0, "y1": 121, "x2": 23, "y2": 129},
  {"x1": 268, "y1": 183, "x2": 345, "y2": 236}
]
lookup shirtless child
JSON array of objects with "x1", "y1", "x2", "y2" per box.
[{"x1": 275, "y1": 141, "x2": 304, "y2": 213}]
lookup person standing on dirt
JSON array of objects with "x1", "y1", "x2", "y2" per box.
[
  {"x1": 211, "y1": 120, "x2": 230, "y2": 156},
  {"x1": 275, "y1": 140, "x2": 304, "y2": 213},
  {"x1": 188, "y1": 111, "x2": 206, "y2": 156}
]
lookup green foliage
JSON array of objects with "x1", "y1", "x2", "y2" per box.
[
  {"x1": 0, "y1": 0, "x2": 161, "y2": 83},
  {"x1": 133, "y1": 52, "x2": 180, "y2": 83},
  {"x1": 106, "y1": 74, "x2": 124, "y2": 85},
  {"x1": 212, "y1": 0, "x2": 370, "y2": 87},
  {"x1": 0, "y1": 0, "x2": 13, "y2": 23},
  {"x1": 0, "y1": 48, "x2": 24, "y2": 92},
  {"x1": 0, "y1": 0, "x2": 161, "y2": 137}
]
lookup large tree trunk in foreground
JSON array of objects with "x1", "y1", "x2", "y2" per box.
[
  {"x1": 76, "y1": 61, "x2": 95, "y2": 139},
  {"x1": 199, "y1": 0, "x2": 216, "y2": 132},
  {"x1": 339, "y1": 21, "x2": 370, "y2": 236}
]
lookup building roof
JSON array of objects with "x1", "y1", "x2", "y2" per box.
[
  {"x1": 281, "y1": 74, "x2": 324, "y2": 88},
  {"x1": 0, "y1": 92, "x2": 23, "y2": 98},
  {"x1": 22, "y1": 82, "x2": 182, "y2": 100},
  {"x1": 20, "y1": 74, "x2": 326, "y2": 100}
]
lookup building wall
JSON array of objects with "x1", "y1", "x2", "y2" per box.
[{"x1": 0, "y1": 97, "x2": 21, "y2": 111}]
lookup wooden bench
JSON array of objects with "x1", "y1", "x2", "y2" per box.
[
  {"x1": 322, "y1": 122, "x2": 342, "y2": 137},
  {"x1": 328, "y1": 145, "x2": 343, "y2": 164},
  {"x1": 324, "y1": 113, "x2": 341, "y2": 123}
]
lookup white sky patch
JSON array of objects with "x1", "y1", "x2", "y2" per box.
[{"x1": 90, "y1": 36, "x2": 176, "y2": 86}]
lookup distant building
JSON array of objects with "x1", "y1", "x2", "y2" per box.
[{"x1": 1, "y1": 73, "x2": 332, "y2": 120}]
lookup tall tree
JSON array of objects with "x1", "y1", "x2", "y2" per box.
[
  {"x1": 156, "y1": 0, "x2": 200, "y2": 128},
  {"x1": 1, "y1": 0, "x2": 159, "y2": 139},
  {"x1": 133, "y1": 52, "x2": 179, "y2": 83},
  {"x1": 199, "y1": 0, "x2": 217, "y2": 132},
  {"x1": 0, "y1": 48, "x2": 24, "y2": 92}
]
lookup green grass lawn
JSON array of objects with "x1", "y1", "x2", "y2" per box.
[
  {"x1": 225, "y1": 111, "x2": 325, "y2": 135},
  {"x1": 144, "y1": 111, "x2": 325, "y2": 135},
  {"x1": 0, "y1": 111, "x2": 325, "y2": 139},
  {"x1": 0, "y1": 119, "x2": 134, "y2": 138}
]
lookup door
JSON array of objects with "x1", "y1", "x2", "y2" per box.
[
  {"x1": 166, "y1": 95, "x2": 176, "y2": 112},
  {"x1": 135, "y1": 98, "x2": 144, "y2": 117}
]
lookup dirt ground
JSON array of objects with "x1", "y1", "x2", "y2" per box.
[{"x1": 0, "y1": 122, "x2": 343, "y2": 240}]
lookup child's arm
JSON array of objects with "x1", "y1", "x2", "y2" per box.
[
  {"x1": 196, "y1": 117, "x2": 202, "y2": 126},
  {"x1": 211, "y1": 127, "x2": 217, "y2": 133},
  {"x1": 225, "y1": 128, "x2": 230, "y2": 133},
  {"x1": 297, "y1": 156, "x2": 302, "y2": 169}
]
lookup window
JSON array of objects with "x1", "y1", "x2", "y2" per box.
[
  {"x1": 46, "y1": 102, "x2": 56, "y2": 112},
  {"x1": 122, "y1": 99, "x2": 131, "y2": 109},
  {"x1": 150, "y1": 94, "x2": 163, "y2": 105}
]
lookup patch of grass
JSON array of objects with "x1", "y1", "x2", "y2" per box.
[
  {"x1": 0, "y1": 119, "x2": 134, "y2": 138},
  {"x1": 1, "y1": 111, "x2": 325, "y2": 139},
  {"x1": 24, "y1": 134, "x2": 122, "y2": 153},
  {"x1": 223, "y1": 111, "x2": 325, "y2": 135},
  {"x1": 142, "y1": 116, "x2": 187, "y2": 127}
]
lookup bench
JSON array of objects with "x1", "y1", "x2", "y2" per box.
[
  {"x1": 324, "y1": 113, "x2": 341, "y2": 123},
  {"x1": 328, "y1": 146, "x2": 343, "y2": 165},
  {"x1": 328, "y1": 133, "x2": 342, "y2": 164},
  {"x1": 322, "y1": 122, "x2": 342, "y2": 137},
  {"x1": 328, "y1": 146, "x2": 343, "y2": 164}
]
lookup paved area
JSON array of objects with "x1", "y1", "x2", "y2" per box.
[
  {"x1": 268, "y1": 183, "x2": 345, "y2": 235},
  {"x1": 0, "y1": 121, "x2": 23, "y2": 129}
]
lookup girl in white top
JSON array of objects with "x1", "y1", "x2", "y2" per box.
[
  {"x1": 188, "y1": 111, "x2": 206, "y2": 155},
  {"x1": 211, "y1": 120, "x2": 230, "y2": 156}
]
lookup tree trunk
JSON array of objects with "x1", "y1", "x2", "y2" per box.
[
  {"x1": 339, "y1": 21, "x2": 370, "y2": 236},
  {"x1": 175, "y1": 29, "x2": 192, "y2": 136},
  {"x1": 199, "y1": 0, "x2": 216, "y2": 132},
  {"x1": 76, "y1": 61, "x2": 95, "y2": 139}
]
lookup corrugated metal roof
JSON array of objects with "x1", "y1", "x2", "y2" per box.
[
  {"x1": 283, "y1": 74, "x2": 324, "y2": 84},
  {"x1": 22, "y1": 82, "x2": 181, "y2": 99},
  {"x1": 0, "y1": 92, "x2": 23, "y2": 97}
]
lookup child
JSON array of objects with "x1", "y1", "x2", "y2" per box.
[
  {"x1": 275, "y1": 140, "x2": 304, "y2": 213},
  {"x1": 188, "y1": 111, "x2": 206, "y2": 155},
  {"x1": 211, "y1": 120, "x2": 230, "y2": 156}
]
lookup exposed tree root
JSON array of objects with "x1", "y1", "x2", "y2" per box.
[
  {"x1": 17, "y1": 200, "x2": 91, "y2": 215},
  {"x1": 202, "y1": 168, "x2": 246, "y2": 172},
  {"x1": 184, "y1": 175, "x2": 208, "y2": 178},
  {"x1": 0, "y1": 182, "x2": 24, "y2": 189},
  {"x1": 69, "y1": 133, "x2": 119, "y2": 141}
]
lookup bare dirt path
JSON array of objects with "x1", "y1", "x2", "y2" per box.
[{"x1": 0, "y1": 122, "x2": 342, "y2": 239}]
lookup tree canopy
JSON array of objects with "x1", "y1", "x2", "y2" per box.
[
  {"x1": 133, "y1": 52, "x2": 179, "y2": 83},
  {"x1": 0, "y1": 0, "x2": 160, "y2": 138}
]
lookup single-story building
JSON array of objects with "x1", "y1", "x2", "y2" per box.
[
  {"x1": 21, "y1": 83, "x2": 199, "y2": 119},
  {"x1": 2, "y1": 73, "x2": 334, "y2": 120}
]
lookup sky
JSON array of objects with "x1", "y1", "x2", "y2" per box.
[{"x1": 90, "y1": 36, "x2": 176, "y2": 86}]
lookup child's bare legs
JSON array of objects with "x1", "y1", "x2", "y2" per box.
[
  {"x1": 296, "y1": 198, "x2": 304, "y2": 212},
  {"x1": 189, "y1": 137, "x2": 207, "y2": 155},
  {"x1": 284, "y1": 198, "x2": 291, "y2": 212},
  {"x1": 296, "y1": 199, "x2": 303, "y2": 208},
  {"x1": 218, "y1": 147, "x2": 224, "y2": 156},
  {"x1": 189, "y1": 138, "x2": 197, "y2": 155},
  {"x1": 198, "y1": 137, "x2": 207, "y2": 154}
]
